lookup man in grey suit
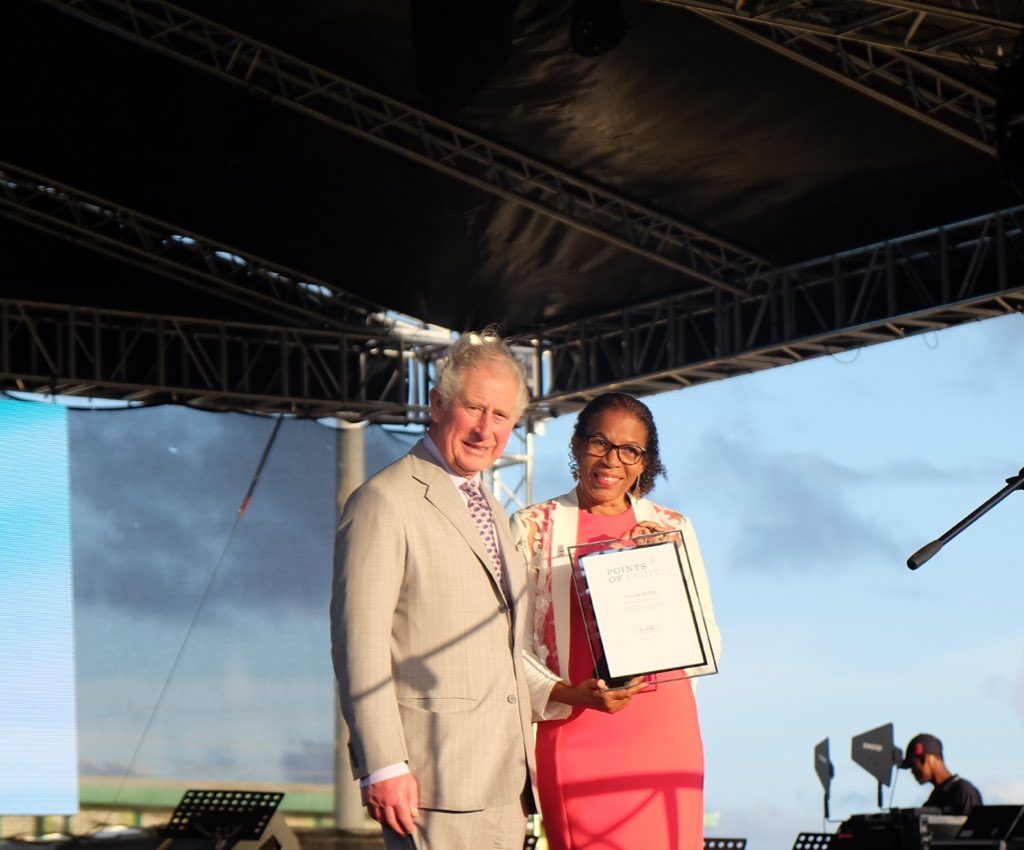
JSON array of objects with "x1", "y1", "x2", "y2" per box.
[{"x1": 331, "y1": 328, "x2": 558, "y2": 850}]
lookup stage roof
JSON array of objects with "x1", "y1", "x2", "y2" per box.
[{"x1": 3, "y1": 1, "x2": 1023, "y2": 417}]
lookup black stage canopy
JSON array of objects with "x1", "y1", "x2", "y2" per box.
[{"x1": 3, "y1": 1, "x2": 1024, "y2": 417}]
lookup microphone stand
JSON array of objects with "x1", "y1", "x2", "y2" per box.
[{"x1": 907, "y1": 466, "x2": 1024, "y2": 570}]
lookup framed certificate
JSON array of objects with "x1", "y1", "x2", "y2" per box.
[{"x1": 568, "y1": 530, "x2": 718, "y2": 688}]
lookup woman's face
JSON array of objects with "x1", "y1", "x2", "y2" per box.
[{"x1": 573, "y1": 409, "x2": 648, "y2": 513}]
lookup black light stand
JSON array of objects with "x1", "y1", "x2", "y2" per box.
[{"x1": 908, "y1": 467, "x2": 1024, "y2": 570}]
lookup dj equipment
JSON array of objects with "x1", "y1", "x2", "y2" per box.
[
  {"x1": 834, "y1": 807, "x2": 966, "y2": 850},
  {"x1": 933, "y1": 805, "x2": 1024, "y2": 850}
]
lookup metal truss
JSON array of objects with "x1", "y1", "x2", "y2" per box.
[
  {"x1": 655, "y1": 2, "x2": 1022, "y2": 68},
  {"x1": 487, "y1": 424, "x2": 537, "y2": 513},
  {"x1": 0, "y1": 161, "x2": 387, "y2": 331},
  {"x1": 4, "y1": 199, "x2": 1023, "y2": 420},
  {"x1": 10, "y1": 2, "x2": 1024, "y2": 424},
  {"x1": 521, "y1": 205, "x2": 1024, "y2": 412},
  {"x1": 0, "y1": 294, "x2": 539, "y2": 503},
  {"x1": 0, "y1": 299, "x2": 439, "y2": 421},
  {"x1": 656, "y1": 1, "x2": 1024, "y2": 154},
  {"x1": 33, "y1": 0, "x2": 772, "y2": 296}
]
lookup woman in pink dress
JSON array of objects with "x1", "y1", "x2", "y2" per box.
[{"x1": 513, "y1": 393, "x2": 720, "y2": 850}]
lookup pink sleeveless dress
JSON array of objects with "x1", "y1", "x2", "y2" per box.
[{"x1": 535, "y1": 507, "x2": 705, "y2": 850}]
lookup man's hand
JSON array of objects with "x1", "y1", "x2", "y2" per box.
[
  {"x1": 549, "y1": 677, "x2": 647, "y2": 714},
  {"x1": 361, "y1": 773, "x2": 419, "y2": 837}
]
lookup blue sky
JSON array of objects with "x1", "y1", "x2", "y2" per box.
[
  {"x1": 2, "y1": 311, "x2": 1021, "y2": 845},
  {"x1": 531, "y1": 312, "x2": 1024, "y2": 847}
]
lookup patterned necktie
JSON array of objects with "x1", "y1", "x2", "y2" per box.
[{"x1": 460, "y1": 480, "x2": 504, "y2": 586}]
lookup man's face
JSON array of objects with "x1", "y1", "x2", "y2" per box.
[
  {"x1": 910, "y1": 754, "x2": 936, "y2": 784},
  {"x1": 429, "y1": 365, "x2": 521, "y2": 478}
]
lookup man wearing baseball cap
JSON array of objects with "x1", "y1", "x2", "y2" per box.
[{"x1": 899, "y1": 733, "x2": 983, "y2": 815}]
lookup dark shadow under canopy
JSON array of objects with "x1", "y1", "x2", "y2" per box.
[{"x1": 2, "y1": 0, "x2": 1018, "y2": 334}]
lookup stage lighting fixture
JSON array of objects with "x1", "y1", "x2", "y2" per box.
[{"x1": 570, "y1": 0, "x2": 626, "y2": 58}]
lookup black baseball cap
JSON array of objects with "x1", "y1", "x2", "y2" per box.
[{"x1": 899, "y1": 733, "x2": 943, "y2": 768}]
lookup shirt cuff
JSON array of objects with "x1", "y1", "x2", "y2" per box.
[{"x1": 360, "y1": 762, "x2": 410, "y2": 788}]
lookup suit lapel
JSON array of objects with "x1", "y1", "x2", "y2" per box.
[{"x1": 409, "y1": 443, "x2": 508, "y2": 598}]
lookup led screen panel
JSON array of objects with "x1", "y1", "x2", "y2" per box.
[{"x1": 0, "y1": 399, "x2": 78, "y2": 814}]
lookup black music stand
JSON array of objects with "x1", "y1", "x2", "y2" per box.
[
  {"x1": 792, "y1": 834, "x2": 833, "y2": 850},
  {"x1": 159, "y1": 790, "x2": 285, "y2": 850}
]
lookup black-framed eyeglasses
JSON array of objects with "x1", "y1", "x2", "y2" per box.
[{"x1": 583, "y1": 435, "x2": 646, "y2": 465}]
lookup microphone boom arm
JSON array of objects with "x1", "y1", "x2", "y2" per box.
[{"x1": 907, "y1": 466, "x2": 1024, "y2": 570}]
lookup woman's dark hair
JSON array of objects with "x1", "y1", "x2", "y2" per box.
[{"x1": 568, "y1": 392, "x2": 666, "y2": 498}]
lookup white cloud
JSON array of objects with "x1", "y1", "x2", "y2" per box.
[
  {"x1": 1013, "y1": 651, "x2": 1024, "y2": 730},
  {"x1": 675, "y1": 430, "x2": 900, "y2": 572}
]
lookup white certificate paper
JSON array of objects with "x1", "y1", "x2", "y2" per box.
[{"x1": 579, "y1": 540, "x2": 707, "y2": 678}]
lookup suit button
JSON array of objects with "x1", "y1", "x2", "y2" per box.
[
  {"x1": 507, "y1": 694, "x2": 518, "y2": 704},
  {"x1": 498, "y1": 605, "x2": 508, "y2": 614}
]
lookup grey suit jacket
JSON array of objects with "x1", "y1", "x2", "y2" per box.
[{"x1": 331, "y1": 440, "x2": 543, "y2": 811}]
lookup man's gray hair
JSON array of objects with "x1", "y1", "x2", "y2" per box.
[{"x1": 434, "y1": 325, "x2": 529, "y2": 415}]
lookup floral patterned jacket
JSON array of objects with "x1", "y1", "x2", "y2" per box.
[{"x1": 512, "y1": 487, "x2": 721, "y2": 721}]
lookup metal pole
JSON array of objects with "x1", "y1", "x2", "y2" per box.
[
  {"x1": 526, "y1": 420, "x2": 535, "y2": 507},
  {"x1": 334, "y1": 420, "x2": 370, "y2": 831}
]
